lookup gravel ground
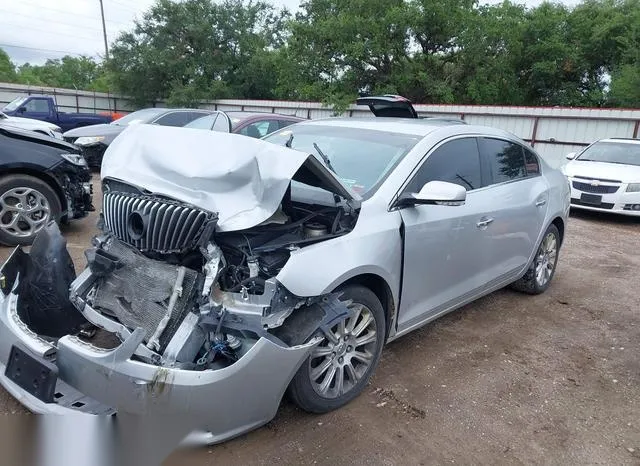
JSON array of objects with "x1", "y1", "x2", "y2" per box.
[{"x1": 0, "y1": 177, "x2": 638, "y2": 465}]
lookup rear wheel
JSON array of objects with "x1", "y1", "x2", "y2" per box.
[
  {"x1": 0, "y1": 175, "x2": 62, "y2": 246},
  {"x1": 511, "y1": 224, "x2": 560, "y2": 295},
  {"x1": 287, "y1": 285, "x2": 386, "y2": 413}
]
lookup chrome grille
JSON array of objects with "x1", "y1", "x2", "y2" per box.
[{"x1": 102, "y1": 191, "x2": 216, "y2": 253}]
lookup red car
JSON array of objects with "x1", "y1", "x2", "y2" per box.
[{"x1": 185, "y1": 111, "x2": 305, "y2": 138}]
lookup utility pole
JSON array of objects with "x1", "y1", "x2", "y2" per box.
[{"x1": 99, "y1": 0, "x2": 109, "y2": 60}]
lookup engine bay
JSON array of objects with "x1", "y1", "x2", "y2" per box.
[{"x1": 57, "y1": 179, "x2": 360, "y2": 370}]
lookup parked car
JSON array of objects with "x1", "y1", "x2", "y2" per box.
[
  {"x1": 564, "y1": 138, "x2": 640, "y2": 215},
  {"x1": 2, "y1": 95, "x2": 112, "y2": 132},
  {"x1": 0, "y1": 125, "x2": 92, "y2": 245},
  {"x1": 184, "y1": 110, "x2": 305, "y2": 137},
  {"x1": 63, "y1": 107, "x2": 216, "y2": 168},
  {"x1": 0, "y1": 111, "x2": 63, "y2": 139},
  {"x1": 0, "y1": 114, "x2": 568, "y2": 453}
]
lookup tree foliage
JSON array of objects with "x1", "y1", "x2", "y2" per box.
[{"x1": 0, "y1": 0, "x2": 638, "y2": 109}]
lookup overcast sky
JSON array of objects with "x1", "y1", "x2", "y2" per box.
[{"x1": 1, "y1": 0, "x2": 579, "y2": 66}]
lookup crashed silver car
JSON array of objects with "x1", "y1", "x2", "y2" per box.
[{"x1": 0, "y1": 120, "x2": 569, "y2": 443}]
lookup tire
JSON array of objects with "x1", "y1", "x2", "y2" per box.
[
  {"x1": 0, "y1": 175, "x2": 62, "y2": 246},
  {"x1": 511, "y1": 224, "x2": 560, "y2": 295},
  {"x1": 287, "y1": 285, "x2": 386, "y2": 413}
]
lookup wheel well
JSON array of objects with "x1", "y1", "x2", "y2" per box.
[
  {"x1": 340, "y1": 274, "x2": 395, "y2": 341},
  {"x1": 0, "y1": 169, "x2": 66, "y2": 212},
  {"x1": 551, "y1": 217, "x2": 565, "y2": 246}
]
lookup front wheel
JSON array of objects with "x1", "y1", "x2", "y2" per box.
[
  {"x1": 511, "y1": 224, "x2": 560, "y2": 295},
  {"x1": 287, "y1": 285, "x2": 386, "y2": 413}
]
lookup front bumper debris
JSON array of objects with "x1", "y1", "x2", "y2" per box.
[{"x1": 0, "y1": 242, "x2": 322, "y2": 444}]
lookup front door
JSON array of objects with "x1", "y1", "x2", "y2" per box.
[{"x1": 396, "y1": 137, "x2": 494, "y2": 333}]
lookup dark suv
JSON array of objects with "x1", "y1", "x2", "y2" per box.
[{"x1": 0, "y1": 126, "x2": 93, "y2": 246}]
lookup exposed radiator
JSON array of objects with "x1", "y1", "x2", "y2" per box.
[{"x1": 102, "y1": 191, "x2": 216, "y2": 254}]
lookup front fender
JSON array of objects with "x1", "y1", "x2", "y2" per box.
[{"x1": 276, "y1": 203, "x2": 402, "y2": 307}]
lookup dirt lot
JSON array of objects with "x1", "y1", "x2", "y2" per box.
[{"x1": 0, "y1": 178, "x2": 638, "y2": 465}]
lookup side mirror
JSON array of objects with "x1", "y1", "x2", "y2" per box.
[
  {"x1": 17, "y1": 106, "x2": 26, "y2": 113},
  {"x1": 397, "y1": 181, "x2": 467, "y2": 208},
  {"x1": 565, "y1": 152, "x2": 576, "y2": 160}
]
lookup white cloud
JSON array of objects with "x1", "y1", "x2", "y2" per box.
[{"x1": 0, "y1": 0, "x2": 579, "y2": 65}]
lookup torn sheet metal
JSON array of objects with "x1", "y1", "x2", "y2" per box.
[{"x1": 101, "y1": 124, "x2": 359, "y2": 232}]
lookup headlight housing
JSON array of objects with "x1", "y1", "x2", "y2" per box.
[
  {"x1": 60, "y1": 153, "x2": 88, "y2": 167},
  {"x1": 626, "y1": 183, "x2": 640, "y2": 193},
  {"x1": 74, "y1": 136, "x2": 105, "y2": 146}
]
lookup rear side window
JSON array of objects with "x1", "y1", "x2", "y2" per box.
[
  {"x1": 405, "y1": 137, "x2": 482, "y2": 193},
  {"x1": 524, "y1": 148, "x2": 541, "y2": 176},
  {"x1": 479, "y1": 138, "x2": 526, "y2": 184}
]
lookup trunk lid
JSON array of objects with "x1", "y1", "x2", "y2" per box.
[{"x1": 356, "y1": 95, "x2": 419, "y2": 118}]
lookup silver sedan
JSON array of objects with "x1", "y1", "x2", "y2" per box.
[{"x1": 0, "y1": 118, "x2": 570, "y2": 454}]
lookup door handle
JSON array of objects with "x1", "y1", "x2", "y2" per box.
[
  {"x1": 476, "y1": 217, "x2": 494, "y2": 228},
  {"x1": 536, "y1": 199, "x2": 547, "y2": 207}
]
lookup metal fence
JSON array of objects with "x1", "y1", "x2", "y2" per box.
[{"x1": 2, "y1": 82, "x2": 639, "y2": 168}]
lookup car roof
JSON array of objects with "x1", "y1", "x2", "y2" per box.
[
  {"x1": 598, "y1": 138, "x2": 640, "y2": 145},
  {"x1": 300, "y1": 117, "x2": 466, "y2": 137},
  {"x1": 225, "y1": 111, "x2": 303, "y2": 120}
]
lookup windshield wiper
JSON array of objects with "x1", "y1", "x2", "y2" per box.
[
  {"x1": 313, "y1": 142, "x2": 336, "y2": 173},
  {"x1": 285, "y1": 133, "x2": 294, "y2": 148}
]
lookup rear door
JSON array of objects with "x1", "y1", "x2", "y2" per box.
[
  {"x1": 356, "y1": 95, "x2": 418, "y2": 118},
  {"x1": 476, "y1": 138, "x2": 549, "y2": 280}
]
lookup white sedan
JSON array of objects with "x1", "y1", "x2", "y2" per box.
[
  {"x1": 564, "y1": 138, "x2": 640, "y2": 216},
  {"x1": 0, "y1": 111, "x2": 63, "y2": 139}
]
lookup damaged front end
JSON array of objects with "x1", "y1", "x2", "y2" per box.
[{"x1": 0, "y1": 164, "x2": 359, "y2": 442}]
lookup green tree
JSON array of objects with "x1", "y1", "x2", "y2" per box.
[
  {"x1": 108, "y1": 0, "x2": 287, "y2": 106},
  {"x1": 0, "y1": 48, "x2": 17, "y2": 83}
]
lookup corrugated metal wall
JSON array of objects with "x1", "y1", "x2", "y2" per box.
[{"x1": 2, "y1": 82, "x2": 639, "y2": 168}]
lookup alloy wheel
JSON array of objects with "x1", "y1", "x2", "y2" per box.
[
  {"x1": 308, "y1": 302, "x2": 378, "y2": 399},
  {"x1": 0, "y1": 187, "x2": 51, "y2": 238},
  {"x1": 535, "y1": 232, "x2": 557, "y2": 287}
]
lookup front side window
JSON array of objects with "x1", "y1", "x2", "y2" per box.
[
  {"x1": 25, "y1": 99, "x2": 50, "y2": 113},
  {"x1": 479, "y1": 138, "x2": 527, "y2": 184},
  {"x1": 239, "y1": 120, "x2": 276, "y2": 138},
  {"x1": 405, "y1": 137, "x2": 482, "y2": 193},
  {"x1": 185, "y1": 113, "x2": 217, "y2": 130}
]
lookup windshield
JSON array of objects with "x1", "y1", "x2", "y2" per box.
[
  {"x1": 3, "y1": 97, "x2": 28, "y2": 112},
  {"x1": 577, "y1": 141, "x2": 640, "y2": 167},
  {"x1": 111, "y1": 108, "x2": 166, "y2": 126},
  {"x1": 264, "y1": 124, "x2": 420, "y2": 196}
]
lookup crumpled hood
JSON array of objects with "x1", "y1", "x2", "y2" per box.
[
  {"x1": 101, "y1": 124, "x2": 360, "y2": 232},
  {"x1": 564, "y1": 160, "x2": 640, "y2": 183}
]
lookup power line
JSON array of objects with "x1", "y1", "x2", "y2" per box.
[
  {"x1": 0, "y1": 21, "x2": 109, "y2": 41},
  {"x1": 0, "y1": 8, "x2": 122, "y2": 33},
  {"x1": 106, "y1": 0, "x2": 143, "y2": 14},
  {"x1": 0, "y1": 43, "x2": 100, "y2": 58}
]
